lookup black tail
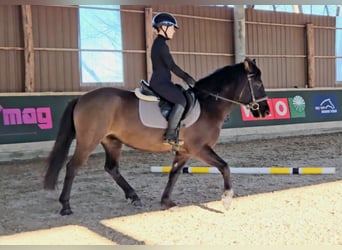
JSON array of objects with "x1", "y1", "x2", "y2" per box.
[{"x1": 44, "y1": 98, "x2": 78, "y2": 190}]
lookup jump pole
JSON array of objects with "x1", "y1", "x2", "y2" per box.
[{"x1": 150, "y1": 166, "x2": 336, "y2": 175}]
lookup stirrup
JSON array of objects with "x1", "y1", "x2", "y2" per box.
[{"x1": 163, "y1": 138, "x2": 184, "y2": 146}]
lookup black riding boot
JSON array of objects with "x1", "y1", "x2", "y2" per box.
[{"x1": 163, "y1": 104, "x2": 185, "y2": 146}]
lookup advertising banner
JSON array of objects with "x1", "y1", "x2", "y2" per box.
[
  {"x1": 0, "y1": 89, "x2": 342, "y2": 144},
  {"x1": 0, "y1": 95, "x2": 78, "y2": 144},
  {"x1": 223, "y1": 89, "x2": 342, "y2": 128}
]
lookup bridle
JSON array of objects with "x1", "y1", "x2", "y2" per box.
[{"x1": 195, "y1": 73, "x2": 268, "y2": 111}]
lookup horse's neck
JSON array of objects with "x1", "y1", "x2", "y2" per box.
[
  {"x1": 216, "y1": 102, "x2": 235, "y2": 122},
  {"x1": 199, "y1": 97, "x2": 235, "y2": 124},
  {"x1": 197, "y1": 77, "x2": 242, "y2": 122},
  {"x1": 195, "y1": 65, "x2": 243, "y2": 122}
]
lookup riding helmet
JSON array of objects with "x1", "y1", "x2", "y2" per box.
[{"x1": 152, "y1": 12, "x2": 179, "y2": 29}]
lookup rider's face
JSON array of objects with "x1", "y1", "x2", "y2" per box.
[
  {"x1": 161, "y1": 25, "x2": 176, "y2": 39},
  {"x1": 167, "y1": 25, "x2": 176, "y2": 39}
]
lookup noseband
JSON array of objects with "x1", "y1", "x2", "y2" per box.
[
  {"x1": 198, "y1": 73, "x2": 268, "y2": 111},
  {"x1": 245, "y1": 73, "x2": 268, "y2": 111}
]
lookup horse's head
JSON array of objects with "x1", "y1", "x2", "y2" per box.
[
  {"x1": 194, "y1": 58, "x2": 270, "y2": 118},
  {"x1": 238, "y1": 58, "x2": 270, "y2": 118}
]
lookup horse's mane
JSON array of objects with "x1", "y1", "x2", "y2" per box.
[{"x1": 193, "y1": 62, "x2": 244, "y2": 100}]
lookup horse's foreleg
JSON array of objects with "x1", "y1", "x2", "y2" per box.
[
  {"x1": 103, "y1": 140, "x2": 141, "y2": 207},
  {"x1": 161, "y1": 153, "x2": 189, "y2": 209},
  {"x1": 196, "y1": 145, "x2": 233, "y2": 210}
]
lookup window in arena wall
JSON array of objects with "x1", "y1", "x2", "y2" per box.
[{"x1": 79, "y1": 5, "x2": 123, "y2": 86}]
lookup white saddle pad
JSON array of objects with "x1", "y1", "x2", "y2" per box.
[{"x1": 138, "y1": 100, "x2": 201, "y2": 129}]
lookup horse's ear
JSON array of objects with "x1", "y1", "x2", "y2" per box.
[
  {"x1": 243, "y1": 58, "x2": 251, "y2": 72},
  {"x1": 244, "y1": 57, "x2": 257, "y2": 73}
]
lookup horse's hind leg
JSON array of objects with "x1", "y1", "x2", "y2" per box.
[
  {"x1": 161, "y1": 153, "x2": 189, "y2": 209},
  {"x1": 59, "y1": 147, "x2": 92, "y2": 215},
  {"x1": 102, "y1": 138, "x2": 141, "y2": 206}
]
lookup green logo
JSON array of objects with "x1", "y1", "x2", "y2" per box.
[{"x1": 288, "y1": 95, "x2": 306, "y2": 118}]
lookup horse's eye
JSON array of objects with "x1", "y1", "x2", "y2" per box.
[{"x1": 254, "y1": 81, "x2": 263, "y2": 89}]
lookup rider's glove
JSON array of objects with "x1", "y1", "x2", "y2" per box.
[{"x1": 186, "y1": 76, "x2": 196, "y2": 88}]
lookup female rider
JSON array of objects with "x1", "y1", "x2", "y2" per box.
[{"x1": 150, "y1": 12, "x2": 196, "y2": 146}]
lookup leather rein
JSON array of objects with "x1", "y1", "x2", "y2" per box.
[{"x1": 195, "y1": 73, "x2": 268, "y2": 111}]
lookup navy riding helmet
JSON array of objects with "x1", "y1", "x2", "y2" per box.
[{"x1": 152, "y1": 12, "x2": 179, "y2": 29}]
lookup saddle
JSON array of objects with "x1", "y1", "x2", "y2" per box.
[{"x1": 134, "y1": 80, "x2": 200, "y2": 129}]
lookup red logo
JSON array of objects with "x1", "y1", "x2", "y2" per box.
[{"x1": 241, "y1": 98, "x2": 290, "y2": 121}]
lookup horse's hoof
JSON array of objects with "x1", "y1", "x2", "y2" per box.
[
  {"x1": 221, "y1": 189, "x2": 234, "y2": 210},
  {"x1": 132, "y1": 199, "x2": 142, "y2": 207},
  {"x1": 60, "y1": 208, "x2": 73, "y2": 216},
  {"x1": 161, "y1": 199, "x2": 177, "y2": 210}
]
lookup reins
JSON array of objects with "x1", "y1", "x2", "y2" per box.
[{"x1": 194, "y1": 73, "x2": 268, "y2": 111}]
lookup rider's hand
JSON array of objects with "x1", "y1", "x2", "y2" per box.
[{"x1": 186, "y1": 77, "x2": 196, "y2": 88}]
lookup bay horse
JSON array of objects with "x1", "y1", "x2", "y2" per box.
[{"x1": 44, "y1": 57, "x2": 270, "y2": 215}]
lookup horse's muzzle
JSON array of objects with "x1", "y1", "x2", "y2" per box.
[{"x1": 250, "y1": 100, "x2": 270, "y2": 118}]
